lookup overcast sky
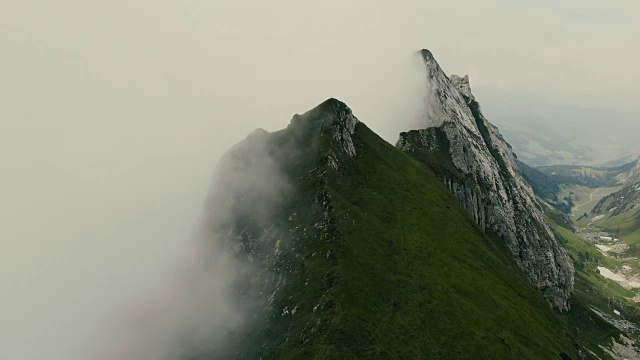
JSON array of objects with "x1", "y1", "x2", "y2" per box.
[{"x1": 2, "y1": 1, "x2": 639, "y2": 359}]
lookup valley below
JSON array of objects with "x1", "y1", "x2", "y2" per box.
[
  {"x1": 578, "y1": 219, "x2": 640, "y2": 298},
  {"x1": 523, "y1": 157, "x2": 640, "y2": 358},
  {"x1": 567, "y1": 186, "x2": 622, "y2": 220}
]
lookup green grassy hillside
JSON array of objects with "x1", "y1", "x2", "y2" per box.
[
  {"x1": 546, "y1": 215, "x2": 640, "y2": 358},
  {"x1": 210, "y1": 100, "x2": 580, "y2": 359},
  {"x1": 596, "y1": 209, "x2": 640, "y2": 245}
]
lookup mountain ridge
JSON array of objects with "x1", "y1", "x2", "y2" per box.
[
  {"x1": 197, "y1": 98, "x2": 580, "y2": 358},
  {"x1": 592, "y1": 158, "x2": 640, "y2": 218},
  {"x1": 397, "y1": 49, "x2": 575, "y2": 311}
]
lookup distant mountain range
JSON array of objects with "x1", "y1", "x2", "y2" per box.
[{"x1": 497, "y1": 122, "x2": 640, "y2": 167}]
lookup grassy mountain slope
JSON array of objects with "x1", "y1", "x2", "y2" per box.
[
  {"x1": 590, "y1": 160, "x2": 640, "y2": 245},
  {"x1": 547, "y1": 216, "x2": 640, "y2": 358},
  {"x1": 596, "y1": 209, "x2": 640, "y2": 245},
  {"x1": 208, "y1": 99, "x2": 580, "y2": 359}
]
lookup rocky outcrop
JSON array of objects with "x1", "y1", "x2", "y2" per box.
[
  {"x1": 397, "y1": 49, "x2": 574, "y2": 311},
  {"x1": 197, "y1": 98, "x2": 362, "y2": 357},
  {"x1": 290, "y1": 98, "x2": 360, "y2": 158}
]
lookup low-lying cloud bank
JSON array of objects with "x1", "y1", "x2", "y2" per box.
[{"x1": 1, "y1": 0, "x2": 639, "y2": 359}]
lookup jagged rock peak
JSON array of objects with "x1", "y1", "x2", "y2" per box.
[
  {"x1": 416, "y1": 49, "x2": 481, "y2": 137},
  {"x1": 316, "y1": 97, "x2": 354, "y2": 115},
  {"x1": 292, "y1": 98, "x2": 358, "y2": 128},
  {"x1": 399, "y1": 49, "x2": 575, "y2": 311},
  {"x1": 247, "y1": 127, "x2": 270, "y2": 139},
  {"x1": 419, "y1": 49, "x2": 443, "y2": 74},
  {"x1": 290, "y1": 98, "x2": 359, "y2": 157},
  {"x1": 419, "y1": 49, "x2": 453, "y2": 91},
  {"x1": 450, "y1": 74, "x2": 475, "y2": 101}
]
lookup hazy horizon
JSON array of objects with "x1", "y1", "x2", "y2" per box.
[{"x1": 2, "y1": 1, "x2": 639, "y2": 359}]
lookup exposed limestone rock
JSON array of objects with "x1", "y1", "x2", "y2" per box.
[
  {"x1": 397, "y1": 49, "x2": 575, "y2": 311},
  {"x1": 324, "y1": 99, "x2": 359, "y2": 157},
  {"x1": 290, "y1": 98, "x2": 359, "y2": 159}
]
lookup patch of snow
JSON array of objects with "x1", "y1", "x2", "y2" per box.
[
  {"x1": 591, "y1": 307, "x2": 638, "y2": 333},
  {"x1": 599, "y1": 335, "x2": 639, "y2": 360},
  {"x1": 598, "y1": 266, "x2": 640, "y2": 289}
]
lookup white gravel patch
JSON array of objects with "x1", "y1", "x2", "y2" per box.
[{"x1": 598, "y1": 266, "x2": 640, "y2": 289}]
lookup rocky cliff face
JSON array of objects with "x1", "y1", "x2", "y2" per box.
[
  {"x1": 592, "y1": 158, "x2": 640, "y2": 217},
  {"x1": 397, "y1": 49, "x2": 575, "y2": 311}
]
